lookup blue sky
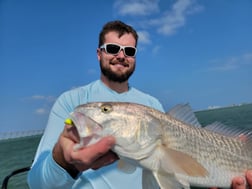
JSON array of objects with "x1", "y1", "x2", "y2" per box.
[{"x1": 1, "y1": 0, "x2": 252, "y2": 133}]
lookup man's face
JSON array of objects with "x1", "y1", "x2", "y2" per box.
[{"x1": 97, "y1": 31, "x2": 136, "y2": 83}]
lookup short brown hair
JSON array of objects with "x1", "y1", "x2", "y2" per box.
[{"x1": 98, "y1": 20, "x2": 138, "y2": 47}]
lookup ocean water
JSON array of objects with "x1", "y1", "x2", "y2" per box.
[
  {"x1": 195, "y1": 103, "x2": 252, "y2": 129},
  {"x1": 0, "y1": 103, "x2": 251, "y2": 189},
  {"x1": 0, "y1": 135, "x2": 41, "y2": 189}
]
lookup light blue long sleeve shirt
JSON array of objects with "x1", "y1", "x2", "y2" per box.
[{"x1": 28, "y1": 80, "x2": 164, "y2": 189}]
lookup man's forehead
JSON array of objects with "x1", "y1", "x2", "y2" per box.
[{"x1": 104, "y1": 31, "x2": 136, "y2": 45}]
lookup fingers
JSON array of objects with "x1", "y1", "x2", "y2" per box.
[
  {"x1": 246, "y1": 170, "x2": 252, "y2": 188},
  {"x1": 64, "y1": 122, "x2": 80, "y2": 143},
  {"x1": 210, "y1": 172, "x2": 251, "y2": 189},
  {"x1": 91, "y1": 151, "x2": 119, "y2": 170},
  {"x1": 68, "y1": 134, "x2": 117, "y2": 171},
  {"x1": 72, "y1": 136, "x2": 116, "y2": 162},
  {"x1": 231, "y1": 171, "x2": 252, "y2": 189},
  {"x1": 231, "y1": 176, "x2": 246, "y2": 189},
  {"x1": 55, "y1": 122, "x2": 117, "y2": 172}
]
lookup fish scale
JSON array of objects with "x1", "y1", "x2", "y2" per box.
[
  {"x1": 70, "y1": 102, "x2": 252, "y2": 189},
  {"x1": 159, "y1": 117, "x2": 250, "y2": 187},
  {"x1": 166, "y1": 122, "x2": 249, "y2": 172}
]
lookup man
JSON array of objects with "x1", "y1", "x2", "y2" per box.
[{"x1": 28, "y1": 20, "x2": 252, "y2": 189}]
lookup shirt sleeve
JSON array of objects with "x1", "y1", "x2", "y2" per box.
[
  {"x1": 27, "y1": 91, "x2": 84, "y2": 189},
  {"x1": 28, "y1": 151, "x2": 76, "y2": 189}
]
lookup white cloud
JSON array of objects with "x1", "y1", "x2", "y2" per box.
[
  {"x1": 208, "y1": 52, "x2": 252, "y2": 72},
  {"x1": 114, "y1": 0, "x2": 160, "y2": 16},
  {"x1": 149, "y1": 0, "x2": 203, "y2": 36},
  {"x1": 35, "y1": 108, "x2": 48, "y2": 115},
  {"x1": 113, "y1": 0, "x2": 204, "y2": 41},
  {"x1": 137, "y1": 30, "x2": 151, "y2": 44},
  {"x1": 26, "y1": 95, "x2": 56, "y2": 116},
  {"x1": 112, "y1": 0, "x2": 204, "y2": 53},
  {"x1": 31, "y1": 95, "x2": 56, "y2": 102}
]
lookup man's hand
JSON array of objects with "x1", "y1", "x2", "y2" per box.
[
  {"x1": 209, "y1": 170, "x2": 252, "y2": 189},
  {"x1": 52, "y1": 123, "x2": 118, "y2": 178},
  {"x1": 231, "y1": 171, "x2": 252, "y2": 189}
]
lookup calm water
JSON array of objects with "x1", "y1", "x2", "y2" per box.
[
  {"x1": 0, "y1": 103, "x2": 251, "y2": 189},
  {"x1": 0, "y1": 135, "x2": 41, "y2": 189}
]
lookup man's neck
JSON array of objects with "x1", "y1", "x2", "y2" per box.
[{"x1": 100, "y1": 76, "x2": 129, "y2": 93}]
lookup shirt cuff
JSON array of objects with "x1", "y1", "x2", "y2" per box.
[{"x1": 45, "y1": 152, "x2": 78, "y2": 187}]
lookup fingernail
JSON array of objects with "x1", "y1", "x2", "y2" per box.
[
  {"x1": 106, "y1": 136, "x2": 116, "y2": 145},
  {"x1": 237, "y1": 177, "x2": 245, "y2": 185}
]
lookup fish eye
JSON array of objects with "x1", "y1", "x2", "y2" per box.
[{"x1": 101, "y1": 104, "x2": 113, "y2": 113}]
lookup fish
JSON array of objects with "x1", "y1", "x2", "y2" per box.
[{"x1": 68, "y1": 102, "x2": 252, "y2": 189}]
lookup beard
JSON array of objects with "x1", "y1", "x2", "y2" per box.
[{"x1": 100, "y1": 60, "x2": 135, "y2": 83}]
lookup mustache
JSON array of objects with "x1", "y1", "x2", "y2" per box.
[{"x1": 110, "y1": 59, "x2": 129, "y2": 67}]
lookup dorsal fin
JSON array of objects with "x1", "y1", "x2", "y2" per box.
[
  {"x1": 205, "y1": 122, "x2": 252, "y2": 144},
  {"x1": 167, "y1": 103, "x2": 202, "y2": 127}
]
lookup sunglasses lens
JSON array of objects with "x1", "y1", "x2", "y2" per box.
[
  {"x1": 102, "y1": 44, "x2": 136, "y2": 57},
  {"x1": 106, "y1": 44, "x2": 120, "y2": 54},
  {"x1": 124, "y1": 47, "x2": 136, "y2": 57}
]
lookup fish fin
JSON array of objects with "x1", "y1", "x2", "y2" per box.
[
  {"x1": 69, "y1": 111, "x2": 103, "y2": 149},
  {"x1": 205, "y1": 122, "x2": 252, "y2": 155},
  {"x1": 142, "y1": 169, "x2": 160, "y2": 189},
  {"x1": 117, "y1": 159, "x2": 137, "y2": 174},
  {"x1": 162, "y1": 148, "x2": 208, "y2": 177},
  {"x1": 153, "y1": 171, "x2": 190, "y2": 189},
  {"x1": 205, "y1": 121, "x2": 252, "y2": 138},
  {"x1": 205, "y1": 122, "x2": 252, "y2": 146},
  {"x1": 167, "y1": 103, "x2": 202, "y2": 127}
]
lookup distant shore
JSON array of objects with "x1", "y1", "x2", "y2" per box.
[{"x1": 0, "y1": 130, "x2": 44, "y2": 140}]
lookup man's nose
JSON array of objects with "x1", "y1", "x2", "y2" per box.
[{"x1": 116, "y1": 49, "x2": 125, "y2": 58}]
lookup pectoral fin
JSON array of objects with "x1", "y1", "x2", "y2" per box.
[
  {"x1": 152, "y1": 171, "x2": 190, "y2": 189},
  {"x1": 162, "y1": 148, "x2": 208, "y2": 177},
  {"x1": 142, "y1": 169, "x2": 191, "y2": 189}
]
